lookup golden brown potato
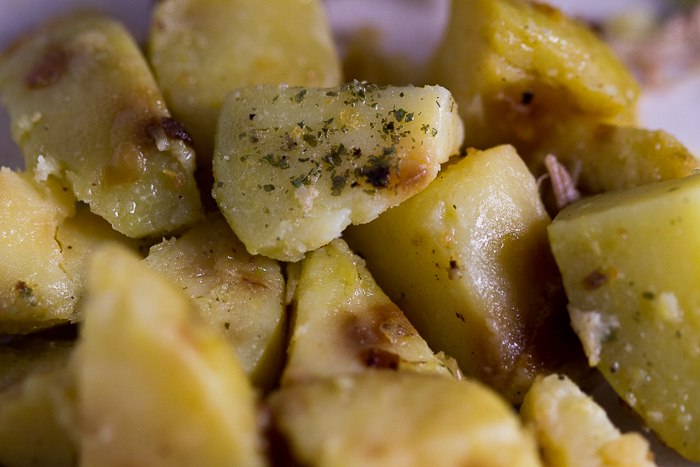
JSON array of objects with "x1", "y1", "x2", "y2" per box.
[
  {"x1": 76, "y1": 245, "x2": 267, "y2": 466},
  {"x1": 0, "y1": 13, "x2": 202, "y2": 237},
  {"x1": 149, "y1": 0, "x2": 341, "y2": 167},
  {"x1": 345, "y1": 145, "x2": 585, "y2": 404},
  {"x1": 430, "y1": 0, "x2": 639, "y2": 157},
  {"x1": 145, "y1": 214, "x2": 286, "y2": 390},
  {"x1": 213, "y1": 82, "x2": 464, "y2": 261},
  {"x1": 549, "y1": 174, "x2": 700, "y2": 461},
  {"x1": 282, "y1": 239, "x2": 455, "y2": 386}
]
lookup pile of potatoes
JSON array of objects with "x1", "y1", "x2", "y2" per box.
[{"x1": 0, "y1": 0, "x2": 698, "y2": 465}]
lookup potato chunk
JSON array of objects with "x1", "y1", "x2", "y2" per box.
[
  {"x1": 76, "y1": 245, "x2": 266, "y2": 466},
  {"x1": 149, "y1": 0, "x2": 341, "y2": 165},
  {"x1": 213, "y1": 82, "x2": 464, "y2": 261},
  {"x1": 531, "y1": 119, "x2": 699, "y2": 196},
  {"x1": 345, "y1": 145, "x2": 583, "y2": 403},
  {"x1": 521, "y1": 375, "x2": 656, "y2": 467},
  {"x1": 0, "y1": 13, "x2": 202, "y2": 237},
  {"x1": 282, "y1": 239, "x2": 454, "y2": 386},
  {"x1": 145, "y1": 214, "x2": 286, "y2": 390},
  {"x1": 548, "y1": 174, "x2": 700, "y2": 461},
  {"x1": 430, "y1": 0, "x2": 639, "y2": 156},
  {"x1": 269, "y1": 372, "x2": 542, "y2": 467}
]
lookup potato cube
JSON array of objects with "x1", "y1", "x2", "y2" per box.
[
  {"x1": 0, "y1": 13, "x2": 202, "y2": 237},
  {"x1": 548, "y1": 174, "x2": 700, "y2": 461},
  {"x1": 345, "y1": 145, "x2": 584, "y2": 404},
  {"x1": 149, "y1": 0, "x2": 341, "y2": 165},
  {"x1": 430, "y1": 0, "x2": 639, "y2": 156},
  {"x1": 213, "y1": 82, "x2": 464, "y2": 261},
  {"x1": 282, "y1": 239, "x2": 455, "y2": 386},
  {"x1": 145, "y1": 214, "x2": 286, "y2": 390},
  {"x1": 521, "y1": 374, "x2": 656, "y2": 467},
  {"x1": 77, "y1": 245, "x2": 266, "y2": 466}
]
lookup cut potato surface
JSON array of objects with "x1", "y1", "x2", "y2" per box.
[
  {"x1": 0, "y1": 13, "x2": 202, "y2": 237},
  {"x1": 521, "y1": 374, "x2": 656, "y2": 467},
  {"x1": 149, "y1": 0, "x2": 341, "y2": 165},
  {"x1": 269, "y1": 372, "x2": 542, "y2": 467},
  {"x1": 430, "y1": 0, "x2": 639, "y2": 156},
  {"x1": 145, "y1": 214, "x2": 286, "y2": 390},
  {"x1": 282, "y1": 239, "x2": 454, "y2": 386},
  {"x1": 548, "y1": 174, "x2": 700, "y2": 461},
  {"x1": 76, "y1": 245, "x2": 266, "y2": 466},
  {"x1": 213, "y1": 82, "x2": 464, "y2": 261},
  {"x1": 345, "y1": 145, "x2": 584, "y2": 404}
]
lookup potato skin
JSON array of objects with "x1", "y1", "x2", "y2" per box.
[
  {"x1": 149, "y1": 0, "x2": 341, "y2": 165},
  {"x1": 345, "y1": 145, "x2": 583, "y2": 404},
  {"x1": 213, "y1": 83, "x2": 464, "y2": 261},
  {"x1": 0, "y1": 13, "x2": 202, "y2": 237},
  {"x1": 548, "y1": 174, "x2": 700, "y2": 461}
]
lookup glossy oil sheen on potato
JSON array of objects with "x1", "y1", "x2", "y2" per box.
[
  {"x1": 345, "y1": 145, "x2": 583, "y2": 404},
  {"x1": 149, "y1": 0, "x2": 341, "y2": 164},
  {"x1": 548, "y1": 174, "x2": 700, "y2": 461},
  {"x1": 430, "y1": 0, "x2": 639, "y2": 157},
  {"x1": 282, "y1": 239, "x2": 455, "y2": 386},
  {"x1": 77, "y1": 245, "x2": 266, "y2": 467},
  {"x1": 269, "y1": 372, "x2": 542, "y2": 467},
  {"x1": 145, "y1": 214, "x2": 286, "y2": 390},
  {"x1": 521, "y1": 375, "x2": 656, "y2": 467},
  {"x1": 213, "y1": 82, "x2": 464, "y2": 261},
  {"x1": 0, "y1": 13, "x2": 202, "y2": 237}
]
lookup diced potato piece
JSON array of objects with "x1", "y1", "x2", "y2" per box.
[
  {"x1": 145, "y1": 214, "x2": 286, "y2": 390},
  {"x1": 0, "y1": 168, "x2": 148, "y2": 334},
  {"x1": 0, "y1": 365, "x2": 77, "y2": 467},
  {"x1": 521, "y1": 374, "x2": 656, "y2": 467},
  {"x1": 76, "y1": 245, "x2": 266, "y2": 466},
  {"x1": 531, "y1": 119, "x2": 699, "y2": 195},
  {"x1": 282, "y1": 239, "x2": 455, "y2": 386},
  {"x1": 268, "y1": 372, "x2": 543, "y2": 467},
  {"x1": 213, "y1": 82, "x2": 464, "y2": 261},
  {"x1": 548, "y1": 175, "x2": 700, "y2": 461},
  {"x1": 149, "y1": 0, "x2": 341, "y2": 165},
  {"x1": 345, "y1": 145, "x2": 585, "y2": 404},
  {"x1": 0, "y1": 13, "x2": 202, "y2": 237},
  {"x1": 430, "y1": 0, "x2": 639, "y2": 156}
]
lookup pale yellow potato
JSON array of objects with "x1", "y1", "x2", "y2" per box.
[
  {"x1": 345, "y1": 145, "x2": 584, "y2": 404},
  {"x1": 76, "y1": 245, "x2": 266, "y2": 467},
  {"x1": 521, "y1": 374, "x2": 656, "y2": 467},
  {"x1": 268, "y1": 372, "x2": 542, "y2": 467},
  {"x1": 530, "y1": 118, "x2": 699, "y2": 196},
  {"x1": 430, "y1": 0, "x2": 639, "y2": 157},
  {"x1": 0, "y1": 13, "x2": 202, "y2": 237},
  {"x1": 548, "y1": 174, "x2": 700, "y2": 461},
  {"x1": 282, "y1": 239, "x2": 455, "y2": 386},
  {"x1": 145, "y1": 214, "x2": 286, "y2": 390},
  {"x1": 149, "y1": 0, "x2": 341, "y2": 166},
  {"x1": 213, "y1": 82, "x2": 464, "y2": 261}
]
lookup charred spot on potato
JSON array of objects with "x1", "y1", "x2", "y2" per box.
[
  {"x1": 448, "y1": 260, "x2": 462, "y2": 280},
  {"x1": 25, "y1": 46, "x2": 70, "y2": 89},
  {"x1": 15, "y1": 280, "x2": 33, "y2": 298},
  {"x1": 581, "y1": 269, "x2": 609, "y2": 291},
  {"x1": 522, "y1": 90, "x2": 534, "y2": 105},
  {"x1": 361, "y1": 348, "x2": 400, "y2": 370},
  {"x1": 161, "y1": 117, "x2": 193, "y2": 146}
]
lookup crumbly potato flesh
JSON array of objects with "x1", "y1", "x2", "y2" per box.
[
  {"x1": 145, "y1": 214, "x2": 286, "y2": 390},
  {"x1": 548, "y1": 174, "x2": 700, "y2": 461},
  {"x1": 430, "y1": 0, "x2": 639, "y2": 156},
  {"x1": 0, "y1": 13, "x2": 202, "y2": 237},
  {"x1": 530, "y1": 118, "x2": 700, "y2": 195},
  {"x1": 268, "y1": 372, "x2": 543, "y2": 467},
  {"x1": 345, "y1": 145, "x2": 584, "y2": 404},
  {"x1": 76, "y1": 245, "x2": 266, "y2": 467},
  {"x1": 521, "y1": 374, "x2": 656, "y2": 467},
  {"x1": 149, "y1": 0, "x2": 341, "y2": 165},
  {"x1": 282, "y1": 239, "x2": 454, "y2": 386},
  {"x1": 213, "y1": 82, "x2": 464, "y2": 261}
]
